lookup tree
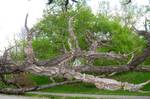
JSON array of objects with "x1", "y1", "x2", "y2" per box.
[{"x1": 0, "y1": 0, "x2": 149, "y2": 94}]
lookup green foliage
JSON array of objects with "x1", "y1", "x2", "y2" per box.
[
  {"x1": 143, "y1": 58, "x2": 150, "y2": 66},
  {"x1": 28, "y1": 74, "x2": 51, "y2": 85},
  {"x1": 33, "y1": 4, "x2": 147, "y2": 65},
  {"x1": 74, "y1": 6, "x2": 96, "y2": 49},
  {"x1": 93, "y1": 58, "x2": 124, "y2": 66},
  {"x1": 94, "y1": 15, "x2": 146, "y2": 54},
  {"x1": 11, "y1": 50, "x2": 25, "y2": 61},
  {"x1": 10, "y1": 40, "x2": 26, "y2": 61},
  {"x1": 110, "y1": 26, "x2": 146, "y2": 54},
  {"x1": 35, "y1": 5, "x2": 95, "y2": 51},
  {"x1": 32, "y1": 37, "x2": 61, "y2": 60}
]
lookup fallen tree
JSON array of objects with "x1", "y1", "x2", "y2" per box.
[{"x1": 0, "y1": 13, "x2": 150, "y2": 94}]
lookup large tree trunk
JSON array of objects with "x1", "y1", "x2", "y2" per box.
[{"x1": 26, "y1": 65, "x2": 149, "y2": 92}]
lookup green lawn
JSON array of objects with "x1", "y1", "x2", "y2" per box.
[
  {"x1": 26, "y1": 94, "x2": 104, "y2": 99},
  {"x1": 40, "y1": 83, "x2": 150, "y2": 96}
]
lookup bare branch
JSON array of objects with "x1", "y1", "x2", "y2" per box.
[
  {"x1": 123, "y1": 0, "x2": 131, "y2": 5},
  {"x1": 86, "y1": 31, "x2": 111, "y2": 52},
  {"x1": 35, "y1": 52, "x2": 74, "y2": 66},
  {"x1": 144, "y1": 17, "x2": 148, "y2": 32},
  {"x1": 85, "y1": 51, "x2": 126, "y2": 61},
  {"x1": 24, "y1": 14, "x2": 35, "y2": 65},
  {"x1": 134, "y1": 66, "x2": 150, "y2": 72},
  {"x1": 0, "y1": 45, "x2": 18, "y2": 66},
  {"x1": 24, "y1": 13, "x2": 29, "y2": 32},
  {"x1": 72, "y1": 65, "x2": 130, "y2": 74},
  {"x1": 68, "y1": 17, "x2": 80, "y2": 51}
]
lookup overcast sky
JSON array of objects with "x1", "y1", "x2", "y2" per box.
[{"x1": 0, "y1": 0, "x2": 149, "y2": 53}]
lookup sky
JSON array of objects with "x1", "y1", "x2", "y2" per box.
[
  {"x1": 0, "y1": 0, "x2": 149, "y2": 54},
  {"x1": 0, "y1": 0, "x2": 46, "y2": 52}
]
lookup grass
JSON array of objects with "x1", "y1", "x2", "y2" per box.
[
  {"x1": 112, "y1": 72, "x2": 150, "y2": 91},
  {"x1": 40, "y1": 83, "x2": 150, "y2": 96},
  {"x1": 26, "y1": 94, "x2": 107, "y2": 99}
]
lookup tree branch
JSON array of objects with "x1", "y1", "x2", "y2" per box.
[
  {"x1": 24, "y1": 13, "x2": 35, "y2": 65},
  {"x1": 128, "y1": 27, "x2": 150, "y2": 69},
  {"x1": 0, "y1": 80, "x2": 80, "y2": 94},
  {"x1": 68, "y1": 17, "x2": 80, "y2": 51}
]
